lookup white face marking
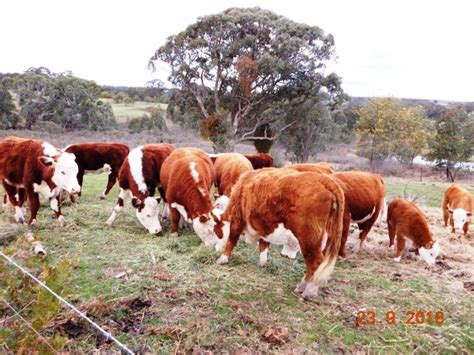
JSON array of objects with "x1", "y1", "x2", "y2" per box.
[
  {"x1": 171, "y1": 202, "x2": 191, "y2": 223},
  {"x1": 419, "y1": 240, "x2": 440, "y2": 266},
  {"x1": 51, "y1": 153, "x2": 81, "y2": 193},
  {"x1": 190, "y1": 161, "x2": 200, "y2": 183},
  {"x1": 452, "y1": 208, "x2": 470, "y2": 231},
  {"x1": 33, "y1": 181, "x2": 59, "y2": 200},
  {"x1": 353, "y1": 206, "x2": 376, "y2": 224},
  {"x1": 136, "y1": 197, "x2": 162, "y2": 234},
  {"x1": 128, "y1": 146, "x2": 147, "y2": 193},
  {"x1": 50, "y1": 198, "x2": 59, "y2": 212},
  {"x1": 42, "y1": 142, "x2": 59, "y2": 156},
  {"x1": 215, "y1": 221, "x2": 230, "y2": 252},
  {"x1": 213, "y1": 195, "x2": 230, "y2": 210},
  {"x1": 193, "y1": 214, "x2": 217, "y2": 246}
]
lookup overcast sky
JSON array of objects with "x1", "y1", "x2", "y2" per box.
[{"x1": 1, "y1": 0, "x2": 473, "y2": 101}]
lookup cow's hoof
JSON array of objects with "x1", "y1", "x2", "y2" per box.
[
  {"x1": 57, "y1": 216, "x2": 66, "y2": 227},
  {"x1": 301, "y1": 284, "x2": 319, "y2": 300},
  {"x1": 259, "y1": 260, "x2": 267, "y2": 268},
  {"x1": 393, "y1": 256, "x2": 401, "y2": 262},
  {"x1": 170, "y1": 232, "x2": 178, "y2": 238},
  {"x1": 99, "y1": 195, "x2": 106, "y2": 200},
  {"x1": 217, "y1": 255, "x2": 229, "y2": 265},
  {"x1": 295, "y1": 280, "x2": 306, "y2": 293}
]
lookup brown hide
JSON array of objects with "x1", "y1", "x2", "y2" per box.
[
  {"x1": 287, "y1": 162, "x2": 334, "y2": 175},
  {"x1": 442, "y1": 184, "x2": 473, "y2": 235},
  {"x1": 214, "y1": 153, "x2": 253, "y2": 197},
  {"x1": 332, "y1": 171, "x2": 386, "y2": 257},
  {"x1": 243, "y1": 153, "x2": 274, "y2": 169}
]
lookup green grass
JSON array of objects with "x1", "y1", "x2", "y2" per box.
[
  {"x1": 1, "y1": 175, "x2": 473, "y2": 353},
  {"x1": 101, "y1": 98, "x2": 167, "y2": 123}
]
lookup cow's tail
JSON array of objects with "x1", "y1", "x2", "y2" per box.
[{"x1": 312, "y1": 176, "x2": 345, "y2": 287}]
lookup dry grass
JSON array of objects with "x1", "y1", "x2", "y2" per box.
[{"x1": 0, "y1": 174, "x2": 473, "y2": 353}]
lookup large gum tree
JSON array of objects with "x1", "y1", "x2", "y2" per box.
[{"x1": 149, "y1": 7, "x2": 344, "y2": 151}]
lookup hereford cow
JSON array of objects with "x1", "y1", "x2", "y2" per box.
[
  {"x1": 0, "y1": 137, "x2": 80, "y2": 227},
  {"x1": 212, "y1": 168, "x2": 344, "y2": 300},
  {"x1": 105, "y1": 143, "x2": 174, "y2": 234},
  {"x1": 442, "y1": 184, "x2": 473, "y2": 236},
  {"x1": 160, "y1": 147, "x2": 217, "y2": 243},
  {"x1": 64, "y1": 143, "x2": 129, "y2": 200},
  {"x1": 387, "y1": 199, "x2": 440, "y2": 265},
  {"x1": 287, "y1": 162, "x2": 335, "y2": 175},
  {"x1": 243, "y1": 153, "x2": 274, "y2": 169},
  {"x1": 332, "y1": 171, "x2": 386, "y2": 257},
  {"x1": 214, "y1": 153, "x2": 253, "y2": 197}
]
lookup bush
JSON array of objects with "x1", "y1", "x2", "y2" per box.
[{"x1": 128, "y1": 107, "x2": 167, "y2": 133}]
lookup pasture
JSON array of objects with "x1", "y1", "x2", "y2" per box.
[
  {"x1": 1, "y1": 175, "x2": 473, "y2": 353},
  {"x1": 102, "y1": 99, "x2": 167, "y2": 123}
]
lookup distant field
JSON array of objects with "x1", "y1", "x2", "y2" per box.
[
  {"x1": 101, "y1": 99, "x2": 167, "y2": 123},
  {"x1": 0, "y1": 176, "x2": 473, "y2": 353}
]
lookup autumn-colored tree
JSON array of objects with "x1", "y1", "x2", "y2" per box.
[{"x1": 356, "y1": 97, "x2": 428, "y2": 165}]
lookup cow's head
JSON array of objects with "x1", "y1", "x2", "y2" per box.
[
  {"x1": 213, "y1": 195, "x2": 230, "y2": 211},
  {"x1": 39, "y1": 152, "x2": 80, "y2": 194},
  {"x1": 132, "y1": 197, "x2": 162, "y2": 234},
  {"x1": 418, "y1": 240, "x2": 441, "y2": 266},
  {"x1": 448, "y1": 207, "x2": 472, "y2": 232},
  {"x1": 193, "y1": 212, "x2": 222, "y2": 247}
]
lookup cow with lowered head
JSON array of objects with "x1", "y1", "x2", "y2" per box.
[
  {"x1": 0, "y1": 137, "x2": 80, "y2": 227},
  {"x1": 105, "y1": 143, "x2": 174, "y2": 234},
  {"x1": 442, "y1": 184, "x2": 473, "y2": 237}
]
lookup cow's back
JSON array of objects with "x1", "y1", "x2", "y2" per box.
[
  {"x1": 65, "y1": 143, "x2": 130, "y2": 170},
  {"x1": 0, "y1": 139, "x2": 46, "y2": 183},
  {"x1": 287, "y1": 162, "x2": 334, "y2": 175},
  {"x1": 214, "y1": 153, "x2": 253, "y2": 196},
  {"x1": 444, "y1": 184, "x2": 474, "y2": 211},
  {"x1": 244, "y1": 153, "x2": 274, "y2": 170}
]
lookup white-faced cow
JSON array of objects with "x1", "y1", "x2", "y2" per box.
[
  {"x1": 212, "y1": 168, "x2": 344, "y2": 300},
  {"x1": 105, "y1": 143, "x2": 174, "y2": 234},
  {"x1": 64, "y1": 143, "x2": 129, "y2": 200},
  {"x1": 0, "y1": 137, "x2": 80, "y2": 227},
  {"x1": 160, "y1": 147, "x2": 218, "y2": 244},
  {"x1": 442, "y1": 184, "x2": 473, "y2": 237},
  {"x1": 387, "y1": 199, "x2": 440, "y2": 266}
]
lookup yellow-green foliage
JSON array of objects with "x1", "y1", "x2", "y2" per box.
[
  {"x1": 0, "y1": 253, "x2": 78, "y2": 353},
  {"x1": 356, "y1": 97, "x2": 429, "y2": 164}
]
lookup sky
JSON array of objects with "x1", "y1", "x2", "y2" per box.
[{"x1": 1, "y1": 0, "x2": 473, "y2": 101}]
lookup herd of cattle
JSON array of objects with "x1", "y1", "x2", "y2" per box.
[{"x1": 0, "y1": 137, "x2": 472, "y2": 299}]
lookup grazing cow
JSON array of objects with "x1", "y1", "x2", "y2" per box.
[
  {"x1": 64, "y1": 143, "x2": 129, "y2": 200},
  {"x1": 243, "y1": 153, "x2": 274, "y2": 169},
  {"x1": 387, "y1": 199, "x2": 440, "y2": 265},
  {"x1": 105, "y1": 143, "x2": 174, "y2": 234},
  {"x1": 214, "y1": 153, "x2": 253, "y2": 197},
  {"x1": 0, "y1": 137, "x2": 80, "y2": 227},
  {"x1": 332, "y1": 171, "x2": 386, "y2": 257},
  {"x1": 287, "y1": 162, "x2": 335, "y2": 175},
  {"x1": 442, "y1": 184, "x2": 473, "y2": 236},
  {"x1": 160, "y1": 147, "x2": 217, "y2": 243},
  {"x1": 213, "y1": 168, "x2": 344, "y2": 300}
]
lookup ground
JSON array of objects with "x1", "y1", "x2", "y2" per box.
[{"x1": 0, "y1": 175, "x2": 473, "y2": 353}]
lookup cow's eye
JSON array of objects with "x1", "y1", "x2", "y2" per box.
[
  {"x1": 146, "y1": 214, "x2": 151, "y2": 218},
  {"x1": 61, "y1": 171, "x2": 66, "y2": 175}
]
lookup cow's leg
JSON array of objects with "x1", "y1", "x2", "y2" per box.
[
  {"x1": 258, "y1": 240, "x2": 270, "y2": 267},
  {"x1": 101, "y1": 171, "x2": 118, "y2": 199},
  {"x1": 442, "y1": 207, "x2": 450, "y2": 227},
  {"x1": 50, "y1": 195, "x2": 65, "y2": 227},
  {"x1": 463, "y1": 222, "x2": 469, "y2": 237},
  {"x1": 105, "y1": 189, "x2": 127, "y2": 226},
  {"x1": 169, "y1": 204, "x2": 181, "y2": 238},
  {"x1": 77, "y1": 169, "x2": 85, "y2": 197},
  {"x1": 339, "y1": 211, "x2": 351, "y2": 257},
  {"x1": 217, "y1": 226, "x2": 243, "y2": 265},
  {"x1": 388, "y1": 222, "x2": 396, "y2": 249},
  {"x1": 393, "y1": 234, "x2": 405, "y2": 262},
  {"x1": 3, "y1": 183, "x2": 24, "y2": 223},
  {"x1": 356, "y1": 207, "x2": 381, "y2": 252},
  {"x1": 26, "y1": 189, "x2": 41, "y2": 228},
  {"x1": 297, "y1": 230, "x2": 325, "y2": 300}
]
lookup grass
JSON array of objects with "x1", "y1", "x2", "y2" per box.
[
  {"x1": 1, "y1": 175, "x2": 473, "y2": 353},
  {"x1": 101, "y1": 99, "x2": 167, "y2": 123}
]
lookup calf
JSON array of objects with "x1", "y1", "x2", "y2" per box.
[
  {"x1": 160, "y1": 147, "x2": 218, "y2": 243},
  {"x1": 213, "y1": 168, "x2": 344, "y2": 300},
  {"x1": 105, "y1": 143, "x2": 174, "y2": 234},
  {"x1": 287, "y1": 162, "x2": 335, "y2": 175},
  {"x1": 442, "y1": 184, "x2": 473, "y2": 236},
  {"x1": 332, "y1": 171, "x2": 386, "y2": 257},
  {"x1": 214, "y1": 153, "x2": 253, "y2": 197},
  {"x1": 387, "y1": 199, "x2": 440, "y2": 265},
  {"x1": 0, "y1": 137, "x2": 80, "y2": 227},
  {"x1": 64, "y1": 143, "x2": 129, "y2": 200},
  {"x1": 243, "y1": 153, "x2": 274, "y2": 169}
]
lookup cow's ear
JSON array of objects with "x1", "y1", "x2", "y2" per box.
[
  {"x1": 199, "y1": 215, "x2": 209, "y2": 223},
  {"x1": 132, "y1": 198, "x2": 143, "y2": 210},
  {"x1": 38, "y1": 156, "x2": 55, "y2": 167},
  {"x1": 467, "y1": 212, "x2": 472, "y2": 217},
  {"x1": 425, "y1": 240, "x2": 434, "y2": 248}
]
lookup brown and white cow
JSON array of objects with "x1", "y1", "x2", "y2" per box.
[
  {"x1": 0, "y1": 137, "x2": 80, "y2": 227},
  {"x1": 387, "y1": 199, "x2": 440, "y2": 265},
  {"x1": 442, "y1": 184, "x2": 473, "y2": 236},
  {"x1": 212, "y1": 168, "x2": 344, "y2": 300},
  {"x1": 286, "y1": 162, "x2": 335, "y2": 175},
  {"x1": 64, "y1": 143, "x2": 129, "y2": 200},
  {"x1": 332, "y1": 171, "x2": 386, "y2": 257},
  {"x1": 243, "y1": 153, "x2": 274, "y2": 170},
  {"x1": 160, "y1": 147, "x2": 218, "y2": 244},
  {"x1": 105, "y1": 143, "x2": 174, "y2": 234},
  {"x1": 214, "y1": 153, "x2": 253, "y2": 197}
]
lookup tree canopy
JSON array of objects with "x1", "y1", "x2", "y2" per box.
[{"x1": 150, "y1": 7, "x2": 344, "y2": 151}]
